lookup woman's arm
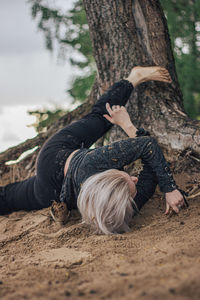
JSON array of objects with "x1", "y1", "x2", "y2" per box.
[{"x1": 103, "y1": 104, "x2": 184, "y2": 213}]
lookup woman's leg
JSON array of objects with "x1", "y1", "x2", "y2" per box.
[
  {"x1": 50, "y1": 65, "x2": 171, "y2": 149},
  {"x1": 0, "y1": 176, "x2": 45, "y2": 214},
  {"x1": 0, "y1": 80, "x2": 133, "y2": 215},
  {"x1": 43, "y1": 80, "x2": 133, "y2": 150}
]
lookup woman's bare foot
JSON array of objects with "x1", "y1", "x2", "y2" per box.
[{"x1": 126, "y1": 66, "x2": 172, "y2": 87}]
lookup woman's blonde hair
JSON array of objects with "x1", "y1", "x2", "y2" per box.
[{"x1": 77, "y1": 169, "x2": 135, "y2": 235}]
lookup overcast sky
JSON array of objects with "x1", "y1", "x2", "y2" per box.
[{"x1": 0, "y1": 0, "x2": 75, "y2": 152}]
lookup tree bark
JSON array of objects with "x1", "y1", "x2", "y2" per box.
[{"x1": 1, "y1": 0, "x2": 200, "y2": 183}]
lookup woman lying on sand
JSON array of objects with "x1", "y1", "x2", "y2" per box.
[{"x1": 0, "y1": 66, "x2": 185, "y2": 234}]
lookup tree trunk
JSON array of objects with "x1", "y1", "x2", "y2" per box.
[
  {"x1": 1, "y1": 0, "x2": 200, "y2": 183},
  {"x1": 83, "y1": 0, "x2": 200, "y2": 154}
]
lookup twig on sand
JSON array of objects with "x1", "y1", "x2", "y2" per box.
[
  {"x1": 187, "y1": 185, "x2": 199, "y2": 195},
  {"x1": 187, "y1": 191, "x2": 200, "y2": 199},
  {"x1": 190, "y1": 155, "x2": 200, "y2": 163},
  {"x1": 153, "y1": 246, "x2": 168, "y2": 254}
]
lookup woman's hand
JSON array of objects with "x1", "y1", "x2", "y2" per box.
[
  {"x1": 103, "y1": 103, "x2": 132, "y2": 127},
  {"x1": 103, "y1": 103, "x2": 137, "y2": 138},
  {"x1": 165, "y1": 189, "x2": 185, "y2": 214}
]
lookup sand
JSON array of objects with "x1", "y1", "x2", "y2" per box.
[{"x1": 0, "y1": 169, "x2": 199, "y2": 300}]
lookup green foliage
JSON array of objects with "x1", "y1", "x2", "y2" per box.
[
  {"x1": 160, "y1": 0, "x2": 200, "y2": 119},
  {"x1": 68, "y1": 72, "x2": 95, "y2": 102},
  {"x1": 28, "y1": 107, "x2": 67, "y2": 133}
]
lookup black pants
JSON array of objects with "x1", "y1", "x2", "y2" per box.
[{"x1": 1, "y1": 80, "x2": 134, "y2": 214}]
